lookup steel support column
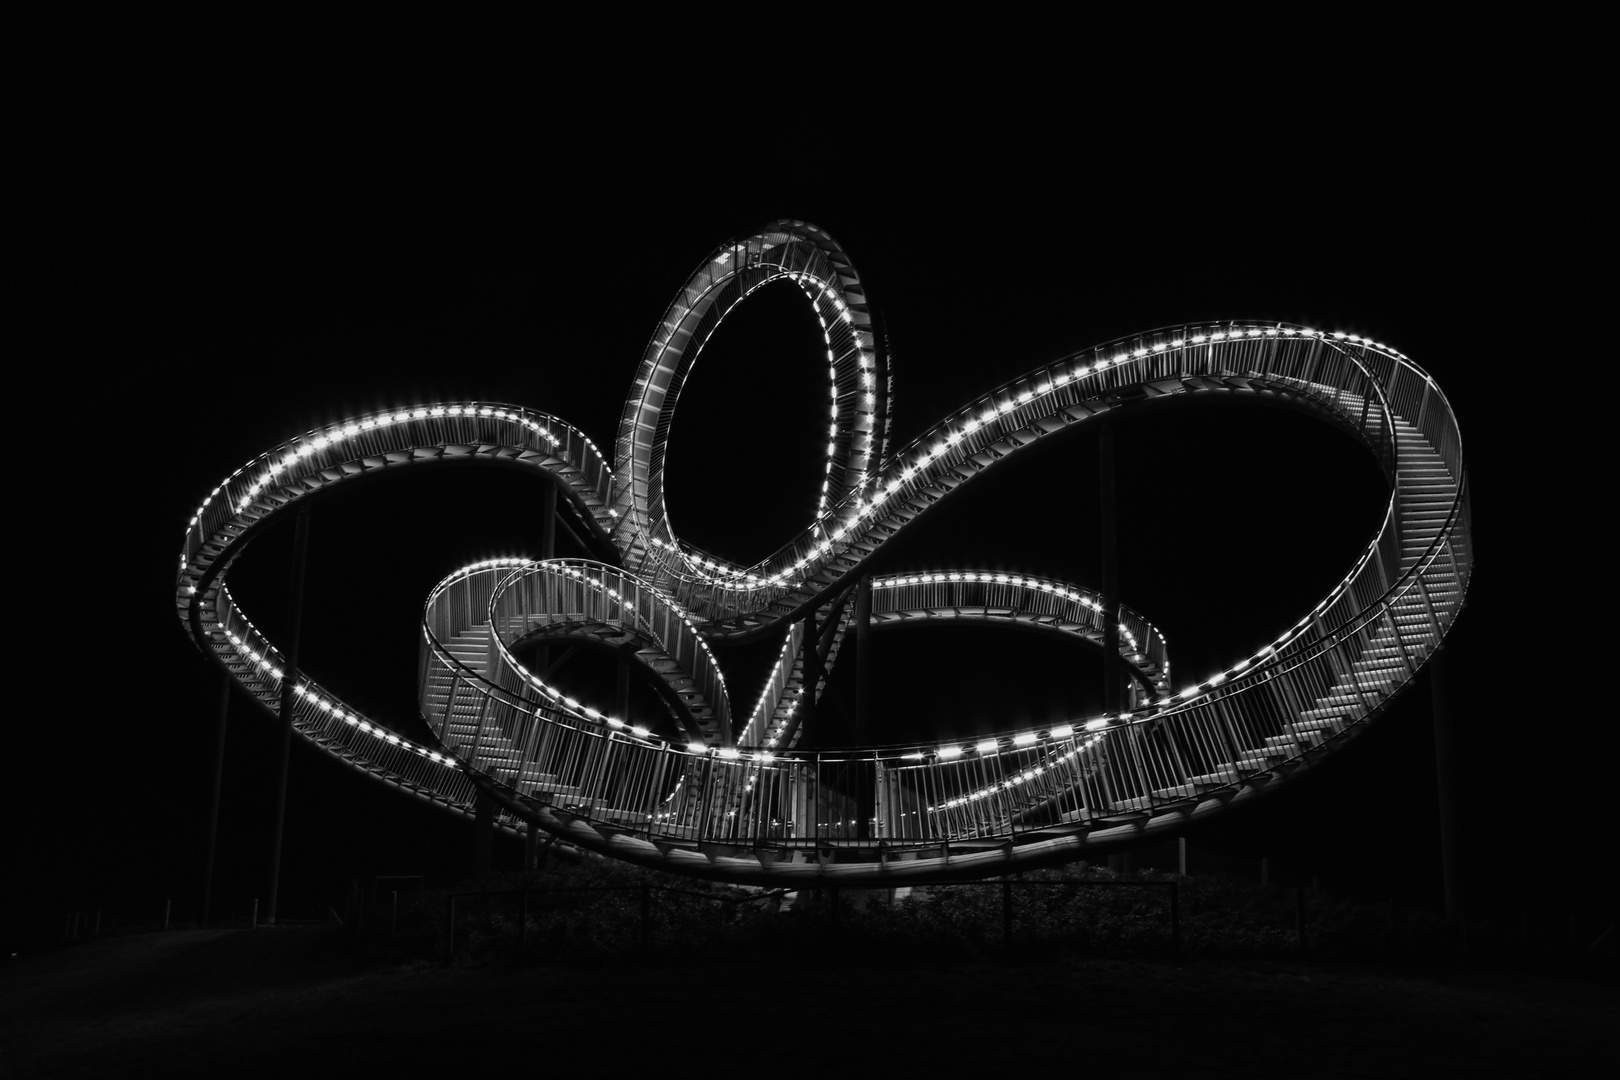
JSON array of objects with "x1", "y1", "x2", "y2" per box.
[
  {"x1": 802, "y1": 609, "x2": 821, "y2": 736},
  {"x1": 524, "y1": 818, "x2": 542, "y2": 872},
  {"x1": 855, "y1": 575, "x2": 873, "y2": 840},
  {"x1": 1100, "y1": 419, "x2": 1125, "y2": 875},
  {"x1": 265, "y1": 507, "x2": 310, "y2": 926},
  {"x1": 1099, "y1": 418, "x2": 1122, "y2": 714},
  {"x1": 611, "y1": 657, "x2": 631, "y2": 802},
  {"x1": 536, "y1": 484, "x2": 557, "y2": 674}
]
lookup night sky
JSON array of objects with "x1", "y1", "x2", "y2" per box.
[{"x1": 19, "y1": 77, "x2": 1603, "y2": 948}]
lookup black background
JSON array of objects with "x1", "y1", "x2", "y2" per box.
[{"x1": 14, "y1": 49, "x2": 1604, "y2": 949}]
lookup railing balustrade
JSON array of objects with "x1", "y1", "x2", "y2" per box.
[
  {"x1": 405, "y1": 322, "x2": 1467, "y2": 859},
  {"x1": 178, "y1": 245, "x2": 1468, "y2": 887}
]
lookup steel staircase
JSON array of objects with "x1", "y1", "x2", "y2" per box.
[{"x1": 179, "y1": 222, "x2": 1469, "y2": 886}]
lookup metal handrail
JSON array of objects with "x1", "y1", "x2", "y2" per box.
[{"x1": 178, "y1": 223, "x2": 1468, "y2": 887}]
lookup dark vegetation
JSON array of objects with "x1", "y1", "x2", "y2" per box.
[
  {"x1": 13, "y1": 860, "x2": 1614, "y2": 1079},
  {"x1": 346, "y1": 856, "x2": 1614, "y2": 976}
]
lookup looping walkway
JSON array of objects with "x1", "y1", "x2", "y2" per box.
[{"x1": 177, "y1": 221, "x2": 1470, "y2": 884}]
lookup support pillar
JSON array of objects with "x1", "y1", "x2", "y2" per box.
[
  {"x1": 1099, "y1": 418, "x2": 1122, "y2": 716},
  {"x1": 802, "y1": 609, "x2": 820, "y2": 737},
  {"x1": 265, "y1": 506, "x2": 310, "y2": 926},
  {"x1": 541, "y1": 485, "x2": 557, "y2": 560},
  {"x1": 855, "y1": 575, "x2": 873, "y2": 840},
  {"x1": 1431, "y1": 646, "x2": 1465, "y2": 919},
  {"x1": 536, "y1": 484, "x2": 557, "y2": 673},
  {"x1": 801, "y1": 610, "x2": 823, "y2": 846},
  {"x1": 609, "y1": 657, "x2": 631, "y2": 802},
  {"x1": 201, "y1": 670, "x2": 230, "y2": 925},
  {"x1": 525, "y1": 818, "x2": 541, "y2": 872},
  {"x1": 1101, "y1": 420, "x2": 1124, "y2": 875}
]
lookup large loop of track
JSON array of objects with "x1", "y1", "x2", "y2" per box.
[{"x1": 177, "y1": 220, "x2": 1470, "y2": 884}]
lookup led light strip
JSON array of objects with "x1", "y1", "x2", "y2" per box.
[
  {"x1": 624, "y1": 322, "x2": 1409, "y2": 596},
  {"x1": 178, "y1": 221, "x2": 1465, "y2": 882},
  {"x1": 185, "y1": 325, "x2": 1404, "y2": 768}
]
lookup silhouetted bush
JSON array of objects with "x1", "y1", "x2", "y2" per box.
[{"x1": 352, "y1": 859, "x2": 1611, "y2": 972}]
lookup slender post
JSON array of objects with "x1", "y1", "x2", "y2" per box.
[
  {"x1": 802, "y1": 609, "x2": 820, "y2": 734},
  {"x1": 525, "y1": 818, "x2": 541, "y2": 872},
  {"x1": 1430, "y1": 646, "x2": 1465, "y2": 919},
  {"x1": 802, "y1": 611, "x2": 822, "y2": 847},
  {"x1": 610, "y1": 659, "x2": 630, "y2": 803},
  {"x1": 1178, "y1": 836, "x2": 1188, "y2": 877},
  {"x1": 266, "y1": 507, "x2": 311, "y2": 926},
  {"x1": 541, "y1": 485, "x2": 557, "y2": 560},
  {"x1": 537, "y1": 485, "x2": 557, "y2": 673},
  {"x1": 1100, "y1": 421, "x2": 1123, "y2": 878},
  {"x1": 1296, "y1": 886, "x2": 1308, "y2": 957},
  {"x1": 201, "y1": 671, "x2": 231, "y2": 925},
  {"x1": 1099, "y1": 418, "x2": 1122, "y2": 715},
  {"x1": 854, "y1": 576, "x2": 873, "y2": 839}
]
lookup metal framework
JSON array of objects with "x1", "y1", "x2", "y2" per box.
[{"x1": 177, "y1": 220, "x2": 1471, "y2": 885}]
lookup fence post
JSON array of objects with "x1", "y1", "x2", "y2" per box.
[
  {"x1": 1002, "y1": 879, "x2": 1014, "y2": 961},
  {"x1": 1170, "y1": 882, "x2": 1182, "y2": 961},
  {"x1": 446, "y1": 895, "x2": 457, "y2": 957},
  {"x1": 251, "y1": 898, "x2": 259, "y2": 929},
  {"x1": 1296, "y1": 887, "x2": 1307, "y2": 958},
  {"x1": 519, "y1": 891, "x2": 529, "y2": 958},
  {"x1": 640, "y1": 885, "x2": 651, "y2": 961},
  {"x1": 164, "y1": 899, "x2": 171, "y2": 931}
]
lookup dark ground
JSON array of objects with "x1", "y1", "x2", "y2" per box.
[{"x1": 3, "y1": 928, "x2": 1613, "y2": 1078}]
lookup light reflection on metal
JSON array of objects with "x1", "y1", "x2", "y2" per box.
[{"x1": 176, "y1": 221, "x2": 1470, "y2": 884}]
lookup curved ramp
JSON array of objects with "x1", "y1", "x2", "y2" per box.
[{"x1": 177, "y1": 221, "x2": 1470, "y2": 883}]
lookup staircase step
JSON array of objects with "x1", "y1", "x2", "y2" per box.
[{"x1": 1187, "y1": 765, "x2": 1245, "y2": 786}]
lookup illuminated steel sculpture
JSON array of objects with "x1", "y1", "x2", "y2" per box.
[{"x1": 177, "y1": 221, "x2": 1471, "y2": 885}]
